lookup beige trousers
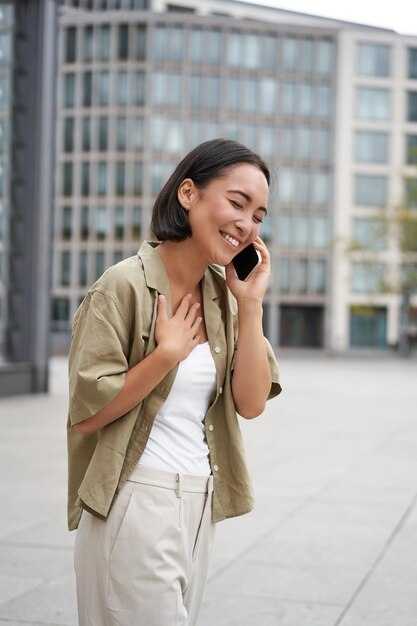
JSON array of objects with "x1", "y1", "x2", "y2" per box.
[{"x1": 74, "y1": 465, "x2": 215, "y2": 626}]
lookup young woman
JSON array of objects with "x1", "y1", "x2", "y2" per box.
[{"x1": 67, "y1": 138, "x2": 281, "y2": 626}]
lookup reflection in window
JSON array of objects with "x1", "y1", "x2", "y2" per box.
[
  {"x1": 283, "y1": 37, "x2": 297, "y2": 72},
  {"x1": 98, "y1": 71, "x2": 110, "y2": 106},
  {"x1": 79, "y1": 251, "x2": 88, "y2": 287},
  {"x1": 312, "y1": 215, "x2": 328, "y2": 248},
  {"x1": 405, "y1": 178, "x2": 417, "y2": 207},
  {"x1": 62, "y1": 206, "x2": 72, "y2": 240},
  {"x1": 190, "y1": 74, "x2": 202, "y2": 108},
  {"x1": 264, "y1": 35, "x2": 277, "y2": 70},
  {"x1": 65, "y1": 27, "x2": 76, "y2": 63},
  {"x1": 134, "y1": 71, "x2": 145, "y2": 106},
  {"x1": 224, "y1": 121, "x2": 239, "y2": 141},
  {"x1": 226, "y1": 77, "x2": 239, "y2": 111},
  {"x1": 98, "y1": 117, "x2": 108, "y2": 151},
  {"x1": 258, "y1": 126, "x2": 275, "y2": 157},
  {"x1": 61, "y1": 251, "x2": 71, "y2": 286},
  {"x1": 117, "y1": 72, "x2": 128, "y2": 106},
  {"x1": 244, "y1": 125, "x2": 256, "y2": 150},
  {"x1": 279, "y1": 168, "x2": 295, "y2": 203},
  {"x1": 208, "y1": 30, "x2": 221, "y2": 65},
  {"x1": 409, "y1": 48, "x2": 417, "y2": 79},
  {"x1": 171, "y1": 27, "x2": 183, "y2": 62},
  {"x1": 353, "y1": 218, "x2": 386, "y2": 250},
  {"x1": 133, "y1": 162, "x2": 143, "y2": 195},
  {"x1": 406, "y1": 134, "x2": 417, "y2": 164},
  {"x1": 296, "y1": 258, "x2": 308, "y2": 292},
  {"x1": 118, "y1": 24, "x2": 129, "y2": 61},
  {"x1": 153, "y1": 26, "x2": 165, "y2": 61},
  {"x1": 207, "y1": 76, "x2": 220, "y2": 109},
  {"x1": 316, "y1": 128, "x2": 330, "y2": 162},
  {"x1": 132, "y1": 117, "x2": 144, "y2": 150},
  {"x1": 136, "y1": 25, "x2": 146, "y2": 61},
  {"x1": 64, "y1": 74, "x2": 75, "y2": 108},
  {"x1": 278, "y1": 213, "x2": 291, "y2": 246},
  {"x1": 299, "y1": 84, "x2": 313, "y2": 116},
  {"x1": 96, "y1": 206, "x2": 107, "y2": 239},
  {"x1": 244, "y1": 79, "x2": 257, "y2": 113},
  {"x1": 317, "y1": 85, "x2": 331, "y2": 118},
  {"x1": 81, "y1": 162, "x2": 90, "y2": 196},
  {"x1": 358, "y1": 43, "x2": 390, "y2": 77},
  {"x1": 63, "y1": 162, "x2": 73, "y2": 196},
  {"x1": 260, "y1": 78, "x2": 277, "y2": 115},
  {"x1": 407, "y1": 92, "x2": 417, "y2": 122},
  {"x1": 227, "y1": 32, "x2": 241, "y2": 67},
  {"x1": 82, "y1": 117, "x2": 91, "y2": 152},
  {"x1": 279, "y1": 257, "x2": 290, "y2": 292},
  {"x1": 297, "y1": 127, "x2": 311, "y2": 160},
  {"x1": 357, "y1": 87, "x2": 390, "y2": 120},
  {"x1": 295, "y1": 214, "x2": 309, "y2": 247},
  {"x1": 312, "y1": 259, "x2": 326, "y2": 293},
  {"x1": 80, "y1": 206, "x2": 89, "y2": 239},
  {"x1": 100, "y1": 25, "x2": 110, "y2": 61},
  {"x1": 116, "y1": 117, "x2": 127, "y2": 150},
  {"x1": 83, "y1": 71, "x2": 92, "y2": 107},
  {"x1": 355, "y1": 175, "x2": 387, "y2": 206},
  {"x1": 151, "y1": 162, "x2": 164, "y2": 194},
  {"x1": 314, "y1": 172, "x2": 329, "y2": 206},
  {"x1": 190, "y1": 29, "x2": 203, "y2": 64},
  {"x1": 282, "y1": 127, "x2": 294, "y2": 159},
  {"x1": 64, "y1": 118, "x2": 74, "y2": 152},
  {"x1": 352, "y1": 262, "x2": 384, "y2": 293},
  {"x1": 317, "y1": 39, "x2": 332, "y2": 74},
  {"x1": 95, "y1": 251, "x2": 105, "y2": 280},
  {"x1": 132, "y1": 206, "x2": 142, "y2": 238},
  {"x1": 84, "y1": 26, "x2": 94, "y2": 62},
  {"x1": 243, "y1": 33, "x2": 260, "y2": 69},
  {"x1": 355, "y1": 131, "x2": 388, "y2": 163},
  {"x1": 116, "y1": 162, "x2": 125, "y2": 196},
  {"x1": 282, "y1": 82, "x2": 295, "y2": 115},
  {"x1": 114, "y1": 206, "x2": 124, "y2": 240},
  {"x1": 97, "y1": 162, "x2": 107, "y2": 196}
]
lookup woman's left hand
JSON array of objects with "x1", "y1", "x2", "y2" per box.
[{"x1": 225, "y1": 237, "x2": 270, "y2": 304}]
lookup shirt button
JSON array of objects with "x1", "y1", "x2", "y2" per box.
[
  {"x1": 208, "y1": 424, "x2": 214, "y2": 431},
  {"x1": 219, "y1": 386, "x2": 223, "y2": 394},
  {"x1": 214, "y1": 346, "x2": 221, "y2": 354},
  {"x1": 213, "y1": 464, "x2": 219, "y2": 472}
]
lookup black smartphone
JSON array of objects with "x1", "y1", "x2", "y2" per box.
[{"x1": 232, "y1": 244, "x2": 262, "y2": 281}]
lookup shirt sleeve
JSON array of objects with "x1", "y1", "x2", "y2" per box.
[
  {"x1": 264, "y1": 336, "x2": 282, "y2": 400},
  {"x1": 68, "y1": 290, "x2": 130, "y2": 426}
]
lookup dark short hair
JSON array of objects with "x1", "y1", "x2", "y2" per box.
[{"x1": 151, "y1": 138, "x2": 270, "y2": 242}]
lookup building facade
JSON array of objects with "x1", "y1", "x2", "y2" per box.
[{"x1": 53, "y1": 0, "x2": 417, "y2": 352}]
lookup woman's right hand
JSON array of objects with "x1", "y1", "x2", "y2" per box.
[{"x1": 155, "y1": 294, "x2": 202, "y2": 363}]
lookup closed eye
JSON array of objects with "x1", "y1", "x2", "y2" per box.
[
  {"x1": 253, "y1": 215, "x2": 263, "y2": 224},
  {"x1": 229, "y1": 199, "x2": 243, "y2": 209}
]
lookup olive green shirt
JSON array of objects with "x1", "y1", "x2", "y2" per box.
[{"x1": 67, "y1": 241, "x2": 281, "y2": 531}]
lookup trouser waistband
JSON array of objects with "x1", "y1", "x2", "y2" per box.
[{"x1": 128, "y1": 465, "x2": 213, "y2": 496}]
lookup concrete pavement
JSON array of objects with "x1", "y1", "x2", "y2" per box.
[{"x1": 1, "y1": 354, "x2": 417, "y2": 625}]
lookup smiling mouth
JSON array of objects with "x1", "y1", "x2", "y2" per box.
[{"x1": 220, "y1": 231, "x2": 240, "y2": 248}]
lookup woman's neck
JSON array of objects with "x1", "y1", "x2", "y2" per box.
[{"x1": 155, "y1": 239, "x2": 207, "y2": 292}]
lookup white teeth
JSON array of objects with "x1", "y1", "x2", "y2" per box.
[{"x1": 221, "y1": 232, "x2": 239, "y2": 248}]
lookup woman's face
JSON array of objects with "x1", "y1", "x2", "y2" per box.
[{"x1": 184, "y1": 163, "x2": 269, "y2": 266}]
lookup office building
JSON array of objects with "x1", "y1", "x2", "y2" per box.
[{"x1": 53, "y1": 0, "x2": 417, "y2": 351}]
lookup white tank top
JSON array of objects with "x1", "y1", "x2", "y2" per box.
[{"x1": 138, "y1": 342, "x2": 217, "y2": 476}]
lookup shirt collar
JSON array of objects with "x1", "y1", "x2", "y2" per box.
[{"x1": 137, "y1": 240, "x2": 224, "y2": 301}]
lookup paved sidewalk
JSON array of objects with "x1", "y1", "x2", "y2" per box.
[{"x1": 1, "y1": 355, "x2": 417, "y2": 626}]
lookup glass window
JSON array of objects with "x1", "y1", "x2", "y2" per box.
[
  {"x1": 227, "y1": 32, "x2": 241, "y2": 67},
  {"x1": 65, "y1": 27, "x2": 77, "y2": 63},
  {"x1": 115, "y1": 162, "x2": 125, "y2": 196},
  {"x1": 0, "y1": 119, "x2": 5, "y2": 153},
  {"x1": 279, "y1": 257, "x2": 290, "y2": 292},
  {"x1": 406, "y1": 134, "x2": 417, "y2": 164},
  {"x1": 100, "y1": 25, "x2": 110, "y2": 61},
  {"x1": 263, "y1": 34, "x2": 277, "y2": 70},
  {"x1": 151, "y1": 116, "x2": 165, "y2": 150},
  {"x1": 353, "y1": 218, "x2": 386, "y2": 250},
  {"x1": 189, "y1": 119, "x2": 203, "y2": 147},
  {"x1": 135, "y1": 25, "x2": 146, "y2": 60},
  {"x1": 134, "y1": 71, "x2": 145, "y2": 106},
  {"x1": 244, "y1": 79, "x2": 257, "y2": 113},
  {"x1": 133, "y1": 162, "x2": 143, "y2": 195},
  {"x1": 407, "y1": 92, "x2": 417, "y2": 122},
  {"x1": 352, "y1": 262, "x2": 384, "y2": 293},
  {"x1": 227, "y1": 77, "x2": 239, "y2": 111},
  {"x1": 153, "y1": 25, "x2": 166, "y2": 61},
  {"x1": 190, "y1": 74, "x2": 202, "y2": 109},
  {"x1": 52, "y1": 298, "x2": 70, "y2": 328},
  {"x1": 98, "y1": 117, "x2": 108, "y2": 151},
  {"x1": 299, "y1": 170, "x2": 311, "y2": 206},
  {"x1": 190, "y1": 28, "x2": 203, "y2": 64},
  {"x1": 295, "y1": 214, "x2": 309, "y2": 247},
  {"x1": 258, "y1": 126, "x2": 275, "y2": 157},
  {"x1": 83, "y1": 71, "x2": 92, "y2": 107},
  {"x1": 315, "y1": 128, "x2": 330, "y2": 162},
  {"x1": 244, "y1": 125, "x2": 256, "y2": 150},
  {"x1": 97, "y1": 162, "x2": 107, "y2": 196},
  {"x1": 279, "y1": 168, "x2": 295, "y2": 203},
  {"x1": 278, "y1": 213, "x2": 291, "y2": 246},
  {"x1": 296, "y1": 126, "x2": 311, "y2": 160},
  {"x1": 132, "y1": 205, "x2": 142, "y2": 238},
  {"x1": 300, "y1": 38, "x2": 314, "y2": 73},
  {"x1": 79, "y1": 251, "x2": 88, "y2": 287},
  {"x1": 151, "y1": 162, "x2": 164, "y2": 194},
  {"x1": 260, "y1": 78, "x2": 277, "y2": 115},
  {"x1": 312, "y1": 259, "x2": 326, "y2": 293},
  {"x1": 114, "y1": 206, "x2": 124, "y2": 239},
  {"x1": 0, "y1": 31, "x2": 10, "y2": 65},
  {"x1": 283, "y1": 37, "x2": 297, "y2": 72},
  {"x1": 243, "y1": 33, "x2": 260, "y2": 69},
  {"x1": 118, "y1": 24, "x2": 129, "y2": 61},
  {"x1": 316, "y1": 84, "x2": 331, "y2": 118},
  {"x1": 207, "y1": 29, "x2": 221, "y2": 65},
  {"x1": 405, "y1": 178, "x2": 417, "y2": 207},
  {"x1": 84, "y1": 26, "x2": 94, "y2": 62},
  {"x1": 132, "y1": 117, "x2": 144, "y2": 150},
  {"x1": 62, "y1": 206, "x2": 72, "y2": 240},
  {"x1": 82, "y1": 117, "x2": 91, "y2": 152},
  {"x1": 205, "y1": 121, "x2": 219, "y2": 141},
  {"x1": 356, "y1": 131, "x2": 388, "y2": 163},
  {"x1": 298, "y1": 83, "x2": 313, "y2": 116},
  {"x1": 80, "y1": 206, "x2": 89, "y2": 239},
  {"x1": 355, "y1": 175, "x2": 387, "y2": 207},
  {"x1": 98, "y1": 71, "x2": 110, "y2": 106},
  {"x1": 61, "y1": 251, "x2": 71, "y2": 286},
  {"x1": 64, "y1": 118, "x2": 74, "y2": 152},
  {"x1": 114, "y1": 250, "x2": 124, "y2": 264},
  {"x1": 409, "y1": 48, "x2": 417, "y2": 79},
  {"x1": 357, "y1": 87, "x2": 390, "y2": 120},
  {"x1": 95, "y1": 251, "x2": 105, "y2": 279},
  {"x1": 358, "y1": 43, "x2": 390, "y2": 77},
  {"x1": 64, "y1": 73, "x2": 75, "y2": 108},
  {"x1": 117, "y1": 72, "x2": 128, "y2": 106},
  {"x1": 224, "y1": 121, "x2": 239, "y2": 141},
  {"x1": 170, "y1": 73, "x2": 182, "y2": 107},
  {"x1": 296, "y1": 258, "x2": 308, "y2": 292},
  {"x1": 316, "y1": 39, "x2": 332, "y2": 75},
  {"x1": 81, "y1": 162, "x2": 90, "y2": 196},
  {"x1": 170, "y1": 27, "x2": 183, "y2": 62},
  {"x1": 96, "y1": 206, "x2": 107, "y2": 239},
  {"x1": 63, "y1": 162, "x2": 73, "y2": 196},
  {"x1": 207, "y1": 76, "x2": 220, "y2": 110},
  {"x1": 166, "y1": 119, "x2": 183, "y2": 153},
  {"x1": 116, "y1": 117, "x2": 127, "y2": 151},
  {"x1": 282, "y1": 82, "x2": 295, "y2": 116},
  {"x1": 314, "y1": 172, "x2": 329, "y2": 206},
  {"x1": 312, "y1": 215, "x2": 328, "y2": 248}
]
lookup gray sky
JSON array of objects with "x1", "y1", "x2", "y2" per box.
[{"x1": 242, "y1": 0, "x2": 417, "y2": 35}]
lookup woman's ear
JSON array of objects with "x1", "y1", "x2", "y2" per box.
[{"x1": 177, "y1": 178, "x2": 196, "y2": 210}]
